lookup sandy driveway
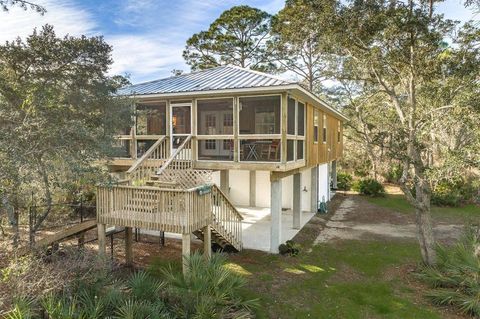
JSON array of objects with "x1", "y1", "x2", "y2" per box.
[{"x1": 315, "y1": 195, "x2": 464, "y2": 244}]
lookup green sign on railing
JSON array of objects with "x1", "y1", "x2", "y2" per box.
[{"x1": 196, "y1": 185, "x2": 212, "y2": 196}]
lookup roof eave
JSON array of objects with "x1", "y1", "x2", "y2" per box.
[{"x1": 122, "y1": 84, "x2": 349, "y2": 121}]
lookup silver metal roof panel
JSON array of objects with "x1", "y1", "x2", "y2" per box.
[{"x1": 117, "y1": 65, "x2": 293, "y2": 96}]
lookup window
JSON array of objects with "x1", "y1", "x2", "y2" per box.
[
  {"x1": 313, "y1": 110, "x2": 319, "y2": 143},
  {"x1": 287, "y1": 140, "x2": 295, "y2": 161},
  {"x1": 136, "y1": 102, "x2": 166, "y2": 135},
  {"x1": 322, "y1": 114, "x2": 327, "y2": 143},
  {"x1": 297, "y1": 140, "x2": 304, "y2": 160},
  {"x1": 338, "y1": 121, "x2": 341, "y2": 143},
  {"x1": 297, "y1": 102, "x2": 305, "y2": 136},
  {"x1": 197, "y1": 98, "x2": 233, "y2": 135},
  {"x1": 239, "y1": 96, "x2": 281, "y2": 135},
  {"x1": 287, "y1": 97, "x2": 296, "y2": 135}
]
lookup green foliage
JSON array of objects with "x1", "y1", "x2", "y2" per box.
[
  {"x1": 383, "y1": 164, "x2": 402, "y2": 184},
  {"x1": 431, "y1": 179, "x2": 480, "y2": 207},
  {"x1": 4, "y1": 297, "x2": 35, "y2": 319},
  {"x1": 0, "y1": 25, "x2": 132, "y2": 233},
  {"x1": 183, "y1": 5, "x2": 274, "y2": 71},
  {"x1": 352, "y1": 179, "x2": 385, "y2": 197},
  {"x1": 6, "y1": 253, "x2": 256, "y2": 319},
  {"x1": 268, "y1": 0, "x2": 337, "y2": 91},
  {"x1": 278, "y1": 240, "x2": 301, "y2": 256},
  {"x1": 418, "y1": 227, "x2": 480, "y2": 316},
  {"x1": 160, "y1": 252, "x2": 258, "y2": 318},
  {"x1": 337, "y1": 172, "x2": 353, "y2": 191}
]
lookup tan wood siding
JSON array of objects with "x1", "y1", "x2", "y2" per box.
[{"x1": 305, "y1": 102, "x2": 344, "y2": 167}]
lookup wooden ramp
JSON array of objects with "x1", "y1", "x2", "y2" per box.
[{"x1": 19, "y1": 220, "x2": 97, "y2": 255}]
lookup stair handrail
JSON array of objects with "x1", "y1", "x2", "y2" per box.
[
  {"x1": 156, "y1": 135, "x2": 193, "y2": 176},
  {"x1": 126, "y1": 136, "x2": 168, "y2": 183},
  {"x1": 211, "y1": 184, "x2": 243, "y2": 221}
]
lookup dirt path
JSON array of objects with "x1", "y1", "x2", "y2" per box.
[{"x1": 315, "y1": 194, "x2": 464, "y2": 244}]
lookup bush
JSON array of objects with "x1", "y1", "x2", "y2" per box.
[
  {"x1": 278, "y1": 240, "x2": 301, "y2": 256},
  {"x1": 337, "y1": 172, "x2": 353, "y2": 191},
  {"x1": 352, "y1": 178, "x2": 385, "y2": 197},
  {"x1": 383, "y1": 164, "x2": 402, "y2": 184},
  {"x1": 431, "y1": 178, "x2": 480, "y2": 207},
  {"x1": 5, "y1": 252, "x2": 258, "y2": 319},
  {"x1": 418, "y1": 226, "x2": 480, "y2": 317}
]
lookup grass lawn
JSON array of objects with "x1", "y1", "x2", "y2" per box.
[
  {"x1": 145, "y1": 192, "x2": 474, "y2": 318},
  {"x1": 364, "y1": 194, "x2": 479, "y2": 223},
  {"x1": 149, "y1": 240, "x2": 449, "y2": 318},
  {"x1": 230, "y1": 241, "x2": 445, "y2": 319}
]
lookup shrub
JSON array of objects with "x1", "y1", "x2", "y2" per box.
[
  {"x1": 337, "y1": 172, "x2": 353, "y2": 191},
  {"x1": 160, "y1": 252, "x2": 258, "y2": 318},
  {"x1": 278, "y1": 240, "x2": 301, "y2": 256},
  {"x1": 4, "y1": 252, "x2": 257, "y2": 318},
  {"x1": 417, "y1": 226, "x2": 480, "y2": 317},
  {"x1": 352, "y1": 178, "x2": 385, "y2": 196},
  {"x1": 383, "y1": 164, "x2": 402, "y2": 184},
  {"x1": 431, "y1": 178, "x2": 480, "y2": 207}
]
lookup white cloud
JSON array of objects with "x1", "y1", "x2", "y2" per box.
[
  {"x1": 107, "y1": 34, "x2": 188, "y2": 81},
  {"x1": 0, "y1": 0, "x2": 96, "y2": 42}
]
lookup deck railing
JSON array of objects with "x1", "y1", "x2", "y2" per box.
[
  {"x1": 210, "y1": 184, "x2": 243, "y2": 250},
  {"x1": 97, "y1": 184, "x2": 243, "y2": 250},
  {"x1": 97, "y1": 185, "x2": 212, "y2": 234},
  {"x1": 155, "y1": 136, "x2": 212, "y2": 189},
  {"x1": 126, "y1": 136, "x2": 169, "y2": 185}
]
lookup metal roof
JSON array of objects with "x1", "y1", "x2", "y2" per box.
[{"x1": 117, "y1": 65, "x2": 294, "y2": 96}]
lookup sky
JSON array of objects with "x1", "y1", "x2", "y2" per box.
[{"x1": 0, "y1": 0, "x2": 476, "y2": 83}]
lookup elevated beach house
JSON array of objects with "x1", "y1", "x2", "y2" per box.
[{"x1": 96, "y1": 65, "x2": 346, "y2": 267}]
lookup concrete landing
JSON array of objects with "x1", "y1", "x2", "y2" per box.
[{"x1": 237, "y1": 206, "x2": 315, "y2": 252}]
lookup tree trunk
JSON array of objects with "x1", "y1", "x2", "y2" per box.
[
  {"x1": 415, "y1": 203, "x2": 437, "y2": 265},
  {"x1": 414, "y1": 179, "x2": 437, "y2": 265},
  {"x1": 12, "y1": 207, "x2": 19, "y2": 248}
]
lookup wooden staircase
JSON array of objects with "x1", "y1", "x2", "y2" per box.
[{"x1": 100, "y1": 135, "x2": 243, "y2": 252}]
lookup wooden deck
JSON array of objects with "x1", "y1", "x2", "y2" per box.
[{"x1": 97, "y1": 184, "x2": 243, "y2": 251}]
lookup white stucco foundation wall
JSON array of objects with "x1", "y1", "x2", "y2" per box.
[
  {"x1": 300, "y1": 169, "x2": 311, "y2": 212},
  {"x1": 318, "y1": 163, "x2": 330, "y2": 203},
  {"x1": 210, "y1": 165, "x2": 330, "y2": 209}
]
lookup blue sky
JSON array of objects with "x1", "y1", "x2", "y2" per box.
[{"x1": 0, "y1": 0, "x2": 476, "y2": 83}]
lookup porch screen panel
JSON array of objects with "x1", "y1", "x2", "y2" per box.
[
  {"x1": 239, "y1": 96, "x2": 281, "y2": 135},
  {"x1": 297, "y1": 102, "x2": 305, "y2": 136},
  {"x1": 287, "y1": 97, "x2": 296, "y2": 135},
  {"x1": 197, "y1": 99, "x2": 234, "y2": 135},
  {"x1": 136, "y1": 102, "x2": 166, "y2": 135}
]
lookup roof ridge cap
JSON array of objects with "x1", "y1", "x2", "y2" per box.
[{"x1": 225, "y1": 64, "x2": 295, "y2": 84}]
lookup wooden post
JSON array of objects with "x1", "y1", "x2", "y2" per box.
[
  {"x1": 233, "y1": 97, "x2": 239, "y2": 162},
  {"x1": 270, "y1": 178, "x2": 282, "y2": 253},
  {"x1": 220, "y1": 170, "x2": 229, "y2": 196},
  {"x1": 249, "y1": 170, "x2": 256, "y2": 207},
  {"x1": 125, "y1": 227, "x2": 133, "y2": 266},
  {"x1": 182, "y1": 233, "x2": 191, "y2": 275},
  {"x1": 293, "y1": 173, "x2": 301, "y2": 229},
  {"x1": 203, "y1": 225, "x2": 211, "y2": 259},
  {"x1": 310, "y1": 166, "x2": 319, "y2": 213},
  {"x1": 97, "y1": 223, "x2": 106, "y2": 257},
  {"x1": 281, "y1": 92, "x2": 288, "y2": 163}
]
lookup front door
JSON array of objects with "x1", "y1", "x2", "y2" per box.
[{"x1": 170, "y1": 103, "x2": 192, "y2": 150}]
